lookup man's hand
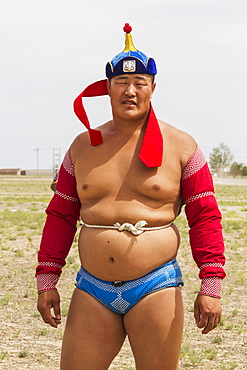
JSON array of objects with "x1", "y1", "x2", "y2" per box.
[
  {"x1": 37, "y1": 290, "x2": 61, "y2": 328},
  {"x1": 194, "y1": 294, "x2": 222, "y2": 334}
]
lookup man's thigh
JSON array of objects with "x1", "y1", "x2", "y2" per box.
[
  {"x1": 60, "y1": 288, "x2": 126, "y2": 370},
  {"x1": 123, "y1": 287, "x2": 184, "y2": 370}
]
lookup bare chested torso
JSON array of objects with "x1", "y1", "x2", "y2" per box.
[{"x1": 71, "y1": 118, "x2": 196, "y2": 282}]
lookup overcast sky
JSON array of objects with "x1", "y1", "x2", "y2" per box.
[{"x1": 1, "y1": 0, "x2": 246, "y2": 170}]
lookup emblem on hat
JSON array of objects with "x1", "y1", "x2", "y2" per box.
[{"x1": 123, "y1": 60, "x2": 136, "y2": 73}]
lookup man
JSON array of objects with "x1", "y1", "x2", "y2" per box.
[
  {"x1": 50, "y1": 170, "x2": 58, "y2": 192},
  {"x1": 36, "y1": 24, "x2": 225, "y2": 370}
]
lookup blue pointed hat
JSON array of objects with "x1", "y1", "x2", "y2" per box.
[{"x1": 106, "y1": 23, "x2": 157, "y2": 78}]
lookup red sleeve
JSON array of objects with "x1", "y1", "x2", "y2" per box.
[
  {"x1": 36, "y1": 149, "x2": 81, "y2": 278},
  {"x1": 181, "y1": 147, "x2": 226, "y2": 282}
]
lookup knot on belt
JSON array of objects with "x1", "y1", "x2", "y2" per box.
[{"x1": 113, "y1": 221, "x2": 147, "y2": 235}]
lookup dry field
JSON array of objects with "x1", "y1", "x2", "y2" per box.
[{"x1": 0, "y1": 176, "x2": 246, "y2": 369}]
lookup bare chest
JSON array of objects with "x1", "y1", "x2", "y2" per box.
[{"x1": 74, "y1": 147, "x2": 182, "y2": 204}]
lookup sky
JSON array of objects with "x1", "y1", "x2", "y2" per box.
[{"x1": 1, "y1": 0, "x2": 247, "y2": 170}]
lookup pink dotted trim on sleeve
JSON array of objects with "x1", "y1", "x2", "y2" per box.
[
  {"x1": 199, "y1": 277, "x2": 222, "y2": 298},
  {"x1": 200, "y1": 262, "x2": 224, "y2": 271},
  {"x1": 182, "y1": 147, "x2": 207, "y2": 180},
  {"x1": 55, "y1": 190, "x2": 80, "y2": 203},
  {"x1": 185, "y1": 191, "x2": 215, "y2": 204},
  {"x1": 38, "y1": 261, "x2": 63, "y2": 269},
  {"x1": 36, "y1": 273, "x2": 60, "y2": 294},
  {"x1": 62, "y1": 149, "x2": 75, "y2": 176}
]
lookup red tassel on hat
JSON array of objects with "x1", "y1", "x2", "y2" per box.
[
  {"x1": 138, "y1": 105, "x2": 163, "y2": 167},
  {"x1": 73, "y1": 80, "x2": 108, "y2": 146},
  {"x1": 73, "y1": 81, "x2": 163, "y2": 167}
]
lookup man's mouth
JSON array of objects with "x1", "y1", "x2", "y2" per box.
[{"x1": 122, "y1": 100, "x2": 137, "y2": 106}]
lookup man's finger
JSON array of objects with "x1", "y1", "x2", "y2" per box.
[
  {"x1": 201, "y1": 319, "x2": 216, "y2": 334},
  {"x1": 38, "y1": 303, "x2": 59, "y2": 328},
  {"x1": 215, "y1": 314, "x2": 221, "y2": 327},
  {"x1": 196, "y1": 312, "x2": 208, "y2": 328},
  {"x1": 53, "y1": 301, "x2": 61, "y2": 320},
  {"x1": 45, "y1": 316, "x2": 59, "y2": 328},
  {"x1": 42, "y1": 308, "x2": 59, "y2": 328},
  {"x1": 194, "y1": 306, "x2": 200, "y2": 325},
  {"x1": 52, "y1": 300, "x2": 61, "y2": 325}
]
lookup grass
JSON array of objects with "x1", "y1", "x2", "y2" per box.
[
  {"x1": 0, "y1": 195, "x2": 51, "y2": 202},
  {"x1": 0, "y1": 209, "x2": 46, "y2": 238},
  {"x1": 0, "y1": 293, "x2": 11, "y2": 306},
  {"x1": 215, "y1": 185, "x2": 247, "y2": 206},
  {"x1": 223, "y1": 219, "x2": 247, "y2": 232},
  {"x1": 18, "y1": 351, "x2": 28, "y2": 358},
  {"x1": 220, "y1": 364, "x2": 238, "y2": 370},
  {"x1": 212, "y1": 336, "x2": 223, "y2": 344},
  {"x1": 39, "y1": 329, "x2": 48, "y2": 336},
  {"x1": 0, "y1": 178, "x2": 246, "y2": 369},
  {"x1": 0, "y1": 178, "x2": 52, "y2": 193},
  {"x1": 0, "y1": 352, "x2": 7, "y2": 362},
  {"x1": 180, "y1": 344, "x2": 203, "y2": 366}
]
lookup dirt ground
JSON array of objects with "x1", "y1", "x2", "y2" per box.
[{"x1": 0, "y1": 177, "x2": 246, "y2": 369}]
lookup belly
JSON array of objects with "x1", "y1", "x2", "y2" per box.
[{"x1": 77, "y1": 223, "x2": 180, "y2": 281}]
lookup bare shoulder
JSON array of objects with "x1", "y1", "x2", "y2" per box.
[
  {"x1": 69, "y1": 132, "x2": 90, "y2": 163},
  {"x1": 69, "y1": 120, "x2": 112, "y2": 163},
  {"x1": 158, "y1": 119, "x2": 197, "y2": 167}
]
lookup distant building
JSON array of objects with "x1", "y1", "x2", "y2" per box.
[
  {"x1": 24, "y1": 169, "x2": 53, "y2": 176},
  {"x1": 0, "y1": 168, "x2": 53, "y2": 176},
  {"x1": 0, "y1": 168, "x2": 21, "y2": 175}
]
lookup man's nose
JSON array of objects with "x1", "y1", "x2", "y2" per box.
[{"x1": 125, "y1": 84, "x2": 136, "y2": 96}]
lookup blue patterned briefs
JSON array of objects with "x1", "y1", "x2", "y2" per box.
[{"x1": 75, "y1": 259, "x2": 183, "y2": 314}]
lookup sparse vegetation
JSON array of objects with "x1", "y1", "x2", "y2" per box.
[
  {"x1": 18, "y1": 351, "x2": 28, "y2": 358},
  {"x1": 0, "y1": 352, "x2": 7, "y2": 362}
]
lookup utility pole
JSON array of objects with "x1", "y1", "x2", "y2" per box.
[
  {"x1": 34, "y1": 148, "x2": 41, "y2": 176},
  {"x1": 53, "y1": 148, "x2": 61, "y2": 174}
]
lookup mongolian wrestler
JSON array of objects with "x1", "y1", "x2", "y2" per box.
[{"x1": 36, "y1": 23, "x2": 226, "y2": 370}]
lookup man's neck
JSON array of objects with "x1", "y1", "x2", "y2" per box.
[{"x1": 110, "y1": 113, "x2": 148, "y2": 137}]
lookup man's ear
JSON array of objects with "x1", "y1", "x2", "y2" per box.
[
  {"x1": 150, "y1": 82, "x2": 156, "y2": 99},
  {"x1": 107, "y1": 79, "x2": 111, "y2": 95},
  {"x1": 152, "y1": 82, "x2": 156, "y2": 93}
]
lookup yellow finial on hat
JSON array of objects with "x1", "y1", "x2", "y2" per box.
[{"x1": 123, "y1": 23, "x2": 137, "y2": 52}]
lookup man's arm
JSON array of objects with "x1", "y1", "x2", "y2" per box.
[
  {"x1": 36, "y1": 149, "x2": 80, "y2": 326},
  {"x1": 181, "y1": 146, "x2": 226, "y2": 333}
]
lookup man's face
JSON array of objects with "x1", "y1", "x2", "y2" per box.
[{"x1": 107, "y1": 74, "x2": 156, "y2": 122}]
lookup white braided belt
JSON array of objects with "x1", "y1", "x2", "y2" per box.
[{"x1": 80, "y1": 220, "x2": 173, "y2": 236}]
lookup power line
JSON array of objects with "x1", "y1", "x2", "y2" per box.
[{"x1": 0, "y1": 148, "x2": 52, "y2": 155}]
